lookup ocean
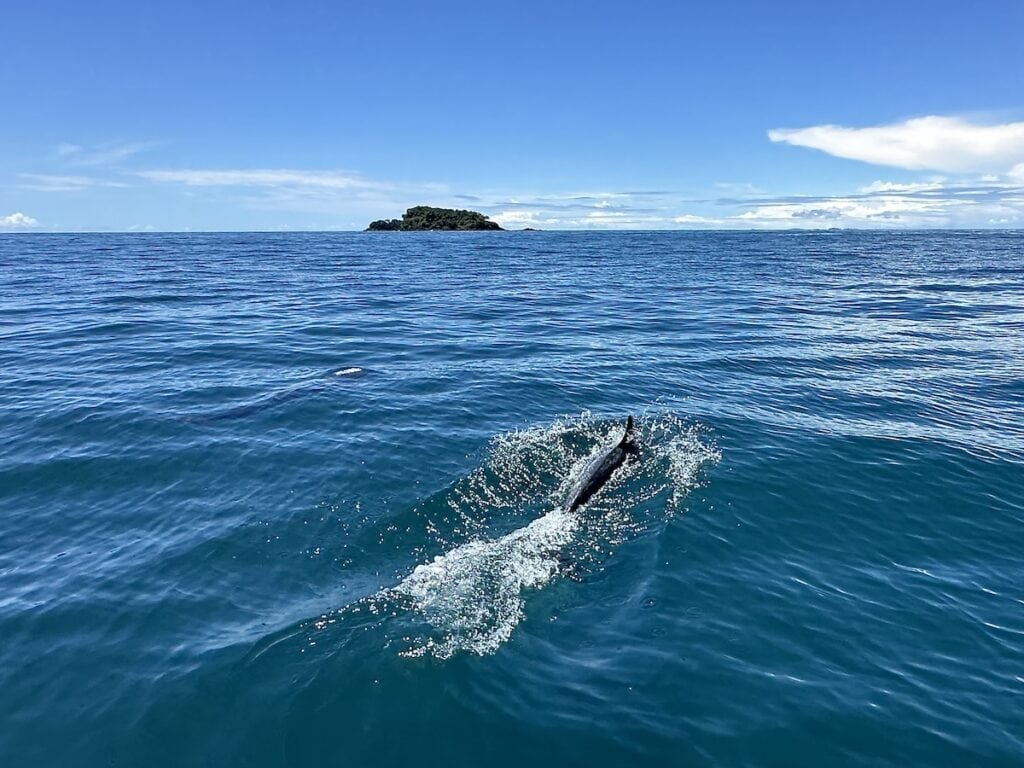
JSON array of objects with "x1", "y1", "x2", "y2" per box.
[{"x1": 1, "y1": 231, "x2": 1022, "y2": 766}]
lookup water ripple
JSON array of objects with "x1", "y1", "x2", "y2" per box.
[{"x1": 1, "y1": 231, "x2": 1022, "y2": 767}]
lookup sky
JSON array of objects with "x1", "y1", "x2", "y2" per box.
[{"x1": 3, "y1": 0, "x2": 1024, "y2": 231}]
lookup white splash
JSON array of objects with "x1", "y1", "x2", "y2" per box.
[{"x1": 395, "y1": 507, "x2": 580, "y2": 658}]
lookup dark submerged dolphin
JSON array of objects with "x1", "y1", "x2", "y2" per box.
[
  {"x1": 562, "y1": 416, "x2": 639, "y2": 512},
  {"x1": 189, "y1": 367, "x2": 365, "y2": 424}
]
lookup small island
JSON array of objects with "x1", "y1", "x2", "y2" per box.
[{"x1": 366, "y1": 206, "x2": 503, "y2": 231}]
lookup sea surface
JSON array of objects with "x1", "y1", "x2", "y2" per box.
[{"x1": 1, "y1": 231, "x2": 1022, "y2": 767}]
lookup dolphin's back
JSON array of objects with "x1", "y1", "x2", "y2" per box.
[{"x1": 563, "y1": 417, "x2": 638, "y2": 512}]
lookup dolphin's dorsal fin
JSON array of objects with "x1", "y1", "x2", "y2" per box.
[
  {"x1": 618, "y1": 415, "x2": 640, "y2": 455},
  {"x1": 618, "y1": 415, "x2": 635, "y2": 445}
]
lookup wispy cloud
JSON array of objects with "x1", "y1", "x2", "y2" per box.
[
  {"x1": 480, "y1": 193, "x2": 669, "y2": 227},
  {"x1": 0, "y1": 212, "x2": 39, "y2": 228},
  {"x1": 136, "y1": 171, "x2": 685, "y2": 227},
  {"x1": 714, "y1": 181, "x2": 766, "y2": 195},
  {"x1": 136, "y1": 168, "x2": 417, "y2": 223},
  {"x1": 54, "y1": 141, "x2": 158, "y2": 167},
  {"x1": 768, "y1": 116, "x2": 1024, "y2": 174},
  {"x1": 479, "y1": 190, "x2": 678, "y2": 228},
  {"x1": 19, "y1": 173, "x2": 132, "y2": 192},
  {"x1": 138, "y1": 168, "x2": 391, "y2": 191},
  {"x1": 480, "y1": 186, "x2": 1017, "y2": 229},
  {"x1": 723, "y1": 178, "x2": 1024, "y2": 228}
]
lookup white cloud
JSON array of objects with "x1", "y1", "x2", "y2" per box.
[
  {"x1": 857, "y1": 180, "x2": 945, "y2": 194},
  {"x1": 738, "y1": 196, "x2": 944, "y2": 225},
  {"x1": 0, "y1": 212, "x2": 39, "y2": 228},
  {"x1": 733, "y1": 186, "x2": 1024, "y2": 228},
  {"x1": 489, "y1": 204, "x2": 676, "y2": 229},
  {"x1": 670, "y1": 176, "x2": 1024, "y2": 229},
  {"x1": 769, "y1": 116, "x2": 1024, "y2": 173},
  {"x1": 576, "y1": 210, "x2": 672, "y2": 228},
  {"x1": 673, "y1": 214, "x2": 727, "y2": 226},
  {"x1": 489, "y1": 210, "x2": 559, "y2": 228}
]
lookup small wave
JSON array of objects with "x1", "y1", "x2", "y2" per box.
[{"x1": 185, "y1": 366, "x2": 365, "y2": 423}]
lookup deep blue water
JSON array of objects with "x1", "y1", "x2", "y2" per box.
[{"x1": 1, "y1": 231, "x2": 1023, "y2": 767}]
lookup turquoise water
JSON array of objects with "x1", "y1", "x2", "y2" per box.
[{"x1": 1, "y1": 231, "x2": 1022, "y2": 766}]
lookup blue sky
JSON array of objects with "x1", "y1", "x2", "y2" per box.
[{"x1": 3, "y1": 0, "x2": 1024, "y2": 231}]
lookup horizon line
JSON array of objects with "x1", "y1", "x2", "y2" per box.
[{"x1": 3, "y1": 226, "x2": 1024, "y2": 236}]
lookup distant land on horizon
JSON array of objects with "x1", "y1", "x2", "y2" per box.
[{"x1": 367, "y1": 206, "x2": 504, "y2": 231}]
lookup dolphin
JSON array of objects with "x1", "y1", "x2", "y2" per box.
[{"x1": 562, "y1": 416, "x2": 639, "y2": 512}]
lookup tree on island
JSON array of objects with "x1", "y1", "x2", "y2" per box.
[{"x1": 367, "y1": 206, "x2": 503, "y2": 231}]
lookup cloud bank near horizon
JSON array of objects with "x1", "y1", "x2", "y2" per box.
[{"x1": 7, "y1": 117, "x2": 1024, "y2": 230}]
